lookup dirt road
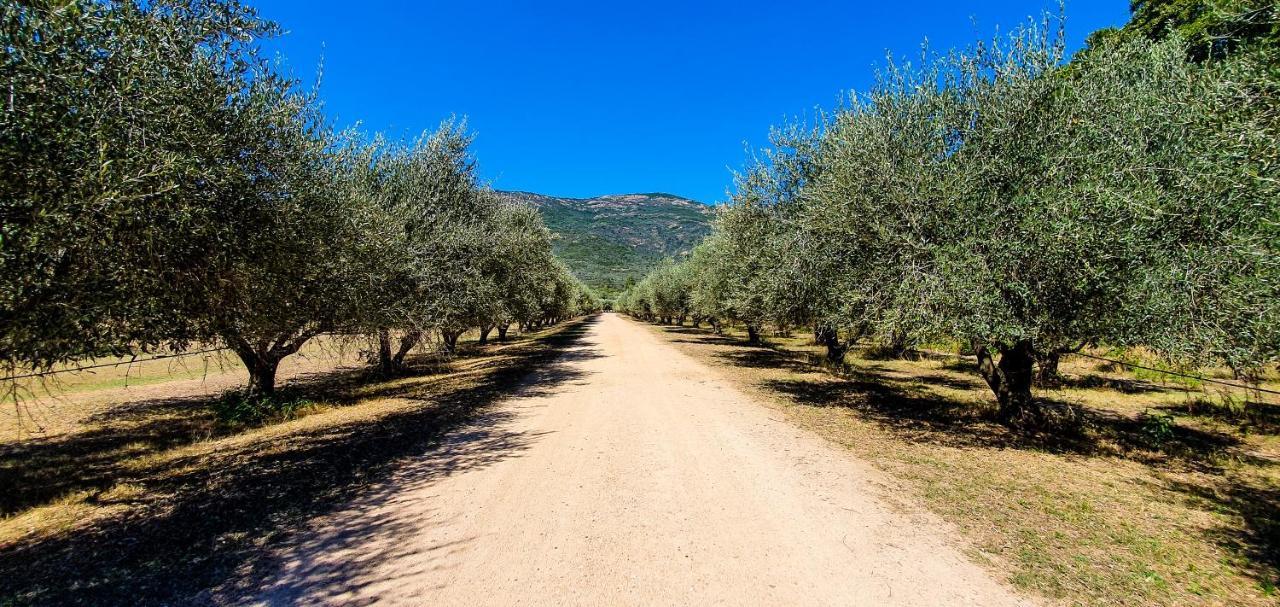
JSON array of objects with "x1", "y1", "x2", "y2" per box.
[{"x1": 250, "y1": 314, "x2": 1031, "y2": 606}]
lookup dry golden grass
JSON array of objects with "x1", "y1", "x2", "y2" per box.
[
  {"x1": 0, "y1": 321, "x2": 591, "y2": 606},
  {"x1": 650, "y1": 322, "x2": 1280, "y2": 607}
]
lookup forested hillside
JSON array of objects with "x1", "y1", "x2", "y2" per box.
[{"x1": 498, "y1": 191, "x2": 713, "y2": 295}]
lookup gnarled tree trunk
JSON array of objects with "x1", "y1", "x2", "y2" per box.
[
  {"x1": 441, "y1": 329, "x2": 462, "y2": 353},
  {"x1": 393, "y1": 330, "x2": 421, "y2": 367},
  {"x1": 1034, "y1": 350, "x2": 1062, "y2": 386},
  {"x1": 377, "y1": 327, "x2": 394, "y2": 376},
  {"x1": 478, "y1": 324, "x2": 493, "y2": 345},
  {"x1": 746, "y1": 323, "x2": 761, "y2": 345},
  {"x1": 886, "y1": 330, "x2": 910, "y2": 358},
  {"x1": 243, "y1": 354, "x2": 280, "y2": 396},
  {"x1": 976, "y1": 340, "x2": 1038, "y2": 425},
  {"x1": 815, "y1": 322, "x2": 846, "y2": 363},
  {"x1": 497, "y1": 323, "x2": 510, "y2": 341},
  {"x1": 376, "y1": 329, "x2": 422, "y2": 374},
  {"x1": 223, "y1": 329, "x2": 319, "y2": 397}
]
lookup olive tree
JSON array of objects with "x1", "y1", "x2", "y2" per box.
[
  {"x1": 360, "y1": 123, "x2": 493, "y2": 365},
  {"x1": 0, "y1": 0, "x2": 278, "y2": 369},
  {"x1": 711, "y1": 199, "x2": 777, "y2": 344},
  {"x1": 682, "y1": 239, "x2": 732, "y2": 332},
  {"x1": 1141, "y1": 48, "x2": 1279, "y2": 376},
  {"x1": 486, "y1": 201, "x2": 558, "y2": 341},
  {"x1": 802, "y1": 24, "x2": 1277, "y2": 423},
  {"x1": 0, "y1": 0, "x2": 387, "y2": 397}
]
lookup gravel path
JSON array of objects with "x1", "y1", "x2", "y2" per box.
[{"x1": 249, "y1": 313, "x2": 1032, "y2": 606}]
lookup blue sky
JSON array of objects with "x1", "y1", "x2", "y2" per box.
[{"x1": 257, "y1": 1, "x2": 1131, "y2": 203}]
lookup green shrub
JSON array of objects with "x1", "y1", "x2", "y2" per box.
[{"x1": 212, "y1": 391, "x2": 313, "y2": 426}]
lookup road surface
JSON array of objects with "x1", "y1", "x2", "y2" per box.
[{"x1": 250, "y1": 313, "x2": 1030, "y2": 606}]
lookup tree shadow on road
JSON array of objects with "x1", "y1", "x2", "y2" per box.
[{"x1": 0, "y1": 317, "x2": 601, "y2": 606}]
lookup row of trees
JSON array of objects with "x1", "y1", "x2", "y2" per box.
[
  {"x1": 619, "y1": 3, "x2": 1278, "y2": 425},
  {"x1": 0, "y1": 0, "x2": 598, "y2": 397}
]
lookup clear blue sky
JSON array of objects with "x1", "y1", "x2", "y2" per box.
[{"x1": 257, "y1": 1, "x2": 1131, "y2": 203}]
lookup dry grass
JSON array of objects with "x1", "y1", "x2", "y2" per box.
[
  {"x1": 650, "y1": 322, "x2": 1280, "y2": 607},
  {"x1": 0, "y1": 321, "x2": 594, "y2": 606}
]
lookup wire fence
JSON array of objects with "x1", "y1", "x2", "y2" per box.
[
  {"x1": 4, "y1": 331, "x2": 1278, "y2": 402},
  {"x1": 0, "y1": 347, "x2": 232, "y2": 383},
  {"x1": 818, "y1": 337, "x2": 1280, "y2": 406},
  {"x1": 1066, "y1": 351, "x2": 1280, "y2": 398},
  {"x1": 897, "y1": 347, "x2": 1280, "y2": 406},
  {"x1": 0, "y1": 330, "x2": 446, "y2": 384}
]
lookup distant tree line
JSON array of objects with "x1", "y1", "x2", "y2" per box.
[
  {"x1": 0, "y1": 0, "x2": 599, "y2": 398},
  {"x1": 618, "y1": 1, "x2": 1278, "y2": 425}
]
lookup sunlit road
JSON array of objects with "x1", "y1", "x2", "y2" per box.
[{"x1": 250, "y1": 313, "x2": 1031, "y2": 606}]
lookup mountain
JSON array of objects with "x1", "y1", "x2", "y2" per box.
[{"x1": 497, "y1": 191, "x2": 715, "y2": 296}]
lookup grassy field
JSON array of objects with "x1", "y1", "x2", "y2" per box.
[
  {"x1": 0, "y1": 321, "x2": 592, "y2": 606},
  {"x1": 649, "y1": 322, "x2": 1279, "y2": 607}
]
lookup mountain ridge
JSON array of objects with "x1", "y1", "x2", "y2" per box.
[{"x1": 496, "y1": 190, "x2": 715, "y2": 296}]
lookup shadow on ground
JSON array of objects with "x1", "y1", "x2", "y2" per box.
[
  {"x1": 0, "y1": 317, "x2": 601, "y2": 606},
  {"x1": 656, "y1": 322, "x2": 1280, "y2": 585}
]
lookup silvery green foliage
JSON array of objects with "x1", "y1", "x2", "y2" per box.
[
  {"x1": 803, "y1": 24, "x2": 1278, "y2": 414},
  {"x1": 634, "y1": 20, "x2": 1277, "y2": 420},
  {"x1": 362, "y1": 125, "x2": 597, "y2": 359},
  {"x1": 1144, "y1": 51, "x2": 1279, "y2": 372},
  {"x1": 490, "y1": 201, "x2": 561, "y2": 327},
  {"x1": 363, "y1": 122, "x2": 486, "y2": 334},
  {"x1": 0, "y1": 0, "x2": 391, "y2": 394},
  {"x1": 0, "y1": 2, "x2": 596, "y2": 394},
  {"x1": 0, "y1": 0, "x2": 281, "y2": 368},
  {"x1": 684, "y1": 236, "x2": 735, "y2": 326}
]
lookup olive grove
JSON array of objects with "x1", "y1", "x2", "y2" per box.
[
  {"x1": 0, "y1": 0, "x2": 598, "y2": 399},
  {"x1": 619, "y1": 10, "x2": 1278, "y2": 425}
]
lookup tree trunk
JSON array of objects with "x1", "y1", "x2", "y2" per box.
[
  {"x1": 392, "y1": 330, "x2": 421, "y2": 367},
  {"x1": 441, "y1": 329, "x2": 462, "y2": 353},
  {"x1": 976, "y1": 340, "x2": 1038, "y2": 425},
  {"x1": 231, "y1": 338, "x2": 289, "y2": 396},
  {"x1": 677, "y1": 314, "x2": 687, "y2": 326},
  {"x1": 710, "y1": 318, "x2": 723, "y2": 334},
  {"x1": 1034, "y1": 350, "x2": 1062, "y2": 386},
  {"x1": 497, "y1": 323, "x2": 510, "y2": 341},
  {"x1": 224, "y1": 333, "x2": 308, "y2": 398},
  {"x1": 815, "y1": 323, "x2": 846, "y2": 363},
  {"x1": 746, "y1": 323, "x2": 761, "y2": 345},
  {"x1": 886, "y1": 330, "x2": 910, "y2": 358},
  {"x1": 478, "y1": 325, "x2": 493, "y2": 345},
  {"x1": 241, "y1": 354, "x2": 280, "y2": 396},
  {"x1": 377, "y1": 327, "x2": 394, "y2": 376}
]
